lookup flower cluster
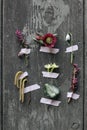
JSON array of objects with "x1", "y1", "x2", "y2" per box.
[
  {"x1": 71, "y1": 64, "x2": 79, "y2": 92},
  {"x1": 15, "y1": 30, "x2": 24, "y2": 42},
  {"x1": 15, "y1": 29, "x2": 29, "y2": 66},
  {"x1": 44, "y1": 63, "x2": 59, "y2": 72},
  {"x1": 67, "y1": 64, "x2": 80, "y2": 103},
  {"x1": 34, "y1": 33, "x2": 57, "y2": 48}
]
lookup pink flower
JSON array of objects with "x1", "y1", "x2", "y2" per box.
[
  {"x1": 43, "y1": 33, "x2": 57, "y2": 48},
  {"x1": 72, "y1": 78, "x2": 78, "y2": 84},
  {"x1": 73, "y1": 64, "x2": 80, "y2": 73},
  {"x1": 73, "y1": 64, "x2": 78, "y2": 68},
  {"x1": 36, "y1": 35, "x2": 43, "y2": 40},
  {"x1": 15, "y1": 30, "x2": 24, "y2": 41}
]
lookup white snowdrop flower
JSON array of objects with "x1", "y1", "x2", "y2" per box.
[{"x1": 65, "y1": 33, "x2": 71, "y2": 42}]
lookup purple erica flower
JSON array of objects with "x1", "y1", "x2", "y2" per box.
[
  {"x1": 15, "y1": 30, "x2": 24, "y2": 41},
  {"x1": 73, "y1": 64, "x2": 80, "y2": 73},
  {"x1": 73, "y1": 64, "x2": 78, "y2": 68},
  {"x1": 72, "y1": 78, "x2": 78, "y2": 85}
]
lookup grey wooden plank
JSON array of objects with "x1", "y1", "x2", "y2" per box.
[
  {"x1": 84, "y1": 0, "x2": 87, "y2": 130},
  {"x1": 3, "y1": 0, "x2": 83, "y2": 130}
]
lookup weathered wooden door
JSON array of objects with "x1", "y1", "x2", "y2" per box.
[{"x1": 0, "y1": 0, "x2": 87, "y2": 130}]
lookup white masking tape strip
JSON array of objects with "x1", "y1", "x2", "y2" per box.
[
  {"x1": 18, "y1": 48, "x2": 31, "y2": 56},
  {"x1": 67, "y1": 92, "x2": 73, "y2": 98},
  {"x1": 72, "y1": 93, "x2": 80, "y2": 100},
  {"x1": 40, "y1": 98, "x2": 61, "y2": 106},
  {"x1": 67, "y1": 92, "x2": 80, "y2": 100},
  {"x1": 40, "y1": 46, "x2": 59, "y2": 54},
  {"x1": 65, "y1": 45, "x2": 78, "y2": 53},
  {"x1": 19, "y1": 72, "x2": 28, "y2": 79},
  {"x1": 24, "y1": 84, "x2": 40, "y2": 93},
  {"x1": 42, "y1": 71, "x2": 59, "y2": 78}
]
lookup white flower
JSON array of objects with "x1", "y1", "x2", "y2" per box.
[{"x1": 65, "y1": 33, "x2": 71, "y2": 42}]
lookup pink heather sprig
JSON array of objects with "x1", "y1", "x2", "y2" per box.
[
  {"x1": 72, "y1": 78, "x2": 78, "y2": 85},
  {"x1": 15, "y1": 30, "x2": 24, "y2": 42},
  {"x1": 68, "y1": 64, "x2": 80, "y2": 103},
  {"x1": 71, "y1": 64, "x2": 79, "y2": 91},
  {"x1": 73, "y1": 64, "x2": 80, "y2": 73},
  {"x1": 15, "y1": 29, "x2": 29, "y2": 66}
]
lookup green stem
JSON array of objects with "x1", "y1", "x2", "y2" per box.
[
  {"x1": 47, "y1": 68, "x2": 50, "y2": 72},
  {"x1": 70, "y1": 40, "x2": 73, "y2": 64},
  {"x1": 50, "y1": 68, "x2": 54, "y2": 72},
  {"x1": 71, "y1": 51, "x2": 73, "y2": 64}
]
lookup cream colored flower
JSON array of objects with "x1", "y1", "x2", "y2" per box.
[{"x1": 44, "y1": 63, "x2": 59, "y2": 72}]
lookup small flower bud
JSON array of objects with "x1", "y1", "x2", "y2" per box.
[{"x1": 65, "y1": 33, "x2": 71, "y2": 43}]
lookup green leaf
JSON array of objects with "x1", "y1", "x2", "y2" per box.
[{"x1": 44, "y1": 83, "x2": 60, "y2": 98}]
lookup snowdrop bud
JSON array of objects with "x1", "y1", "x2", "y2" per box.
[{"x1": 65, "y1": 33, "x2": 71, "y2": 42}]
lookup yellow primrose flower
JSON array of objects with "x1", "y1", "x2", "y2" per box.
[
  {"x1": 51, "y1": 63, "x2": 59, "y2": 69},
  {"x1": 44, "y1": 63, "x2": 59, "y2": 72},
  {"x1": 44, "y1": 64, "x2": 52, "y2": 72}
]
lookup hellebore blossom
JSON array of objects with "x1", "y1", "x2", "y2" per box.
[
  {"x1": 43, "y1": 33, "x2": 57, "y2": 48},
  {"x1": 34, "y1": 33, "x2": 57, "y2": 48}
]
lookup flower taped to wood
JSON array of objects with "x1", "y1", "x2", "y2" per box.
[
  {"x1": 65, "y1": 33, "x2": 78, "y2": 64},
  {"x1": 15, "y1": 29, "x2": 31, "y2": 66},
  {"x1": 34, "y1": 33, "x2": 59, "y2": 54},
  {"x1": 40, "y1": 84, "x2": 61, "y2": 107},
  {"x1": 44, "y1": 63, "x2": 59, "y2": 72},
  {"x1": 67, "y1": 64, "x2": 80, "y2": 103},
  {"x1": 42, "y1": 63, "x2": 59, "y2": 78},
  {"x1": 43, "y1": 33, "x2": 57, "y2": 48},
  {"x1": 34, "y1": 33, "x2": 57, "y2": 48},
  {"x1": 44, "y1": 83, "x2": 60, "y2": 99}
]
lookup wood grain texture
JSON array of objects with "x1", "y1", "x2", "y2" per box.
[{"x1": 3, "y1": 0, "x2": 84, "y2": 130}]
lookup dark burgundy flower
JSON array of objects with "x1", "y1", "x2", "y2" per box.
[
  {"x1": 43, "y1": 33, "x2": 57, "y2": 48},
  {"x1": 15, "y1": 30, "x2": 24, "y2": 41}
]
